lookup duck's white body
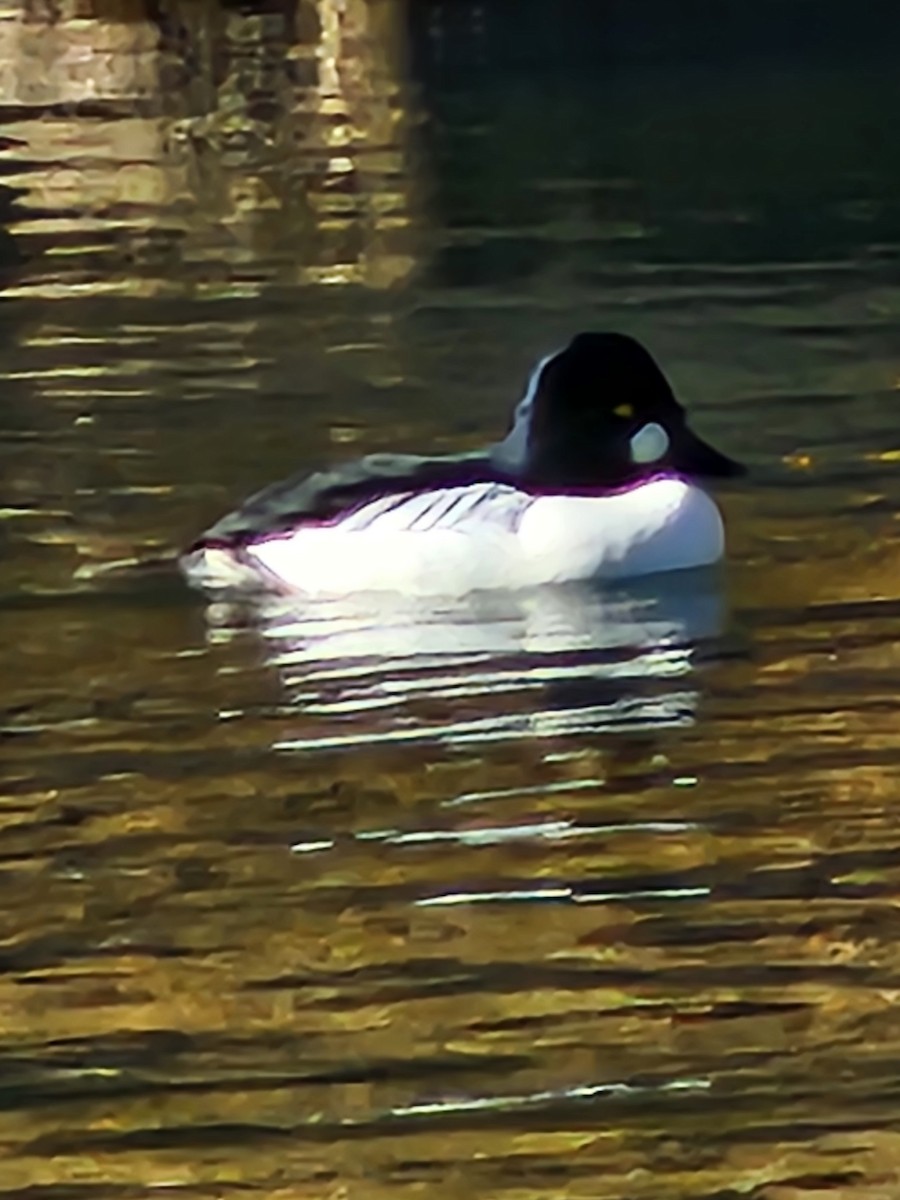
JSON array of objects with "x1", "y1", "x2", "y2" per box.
[
  {"x1": 193, "y1": 476, "x2": 723, "y2": 597},
  {"x1": 183, "y1": 333, "x2": 741, "y2": 599}
]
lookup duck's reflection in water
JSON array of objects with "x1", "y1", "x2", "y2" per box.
[{"x1": 207, "y1": 571, "x2": 726, "y2": 752}]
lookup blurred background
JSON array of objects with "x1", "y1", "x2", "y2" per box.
[{"x1": 4, "y1": 2, "x2": 900, "y2": 1197}]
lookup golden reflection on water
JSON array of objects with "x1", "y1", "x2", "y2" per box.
[
  {"x1": 1, "y1": 0, "x2": 420, "y2": 298},
  {"x1": 4, "y1": 2, "x2": 900, "y2": 1197}
]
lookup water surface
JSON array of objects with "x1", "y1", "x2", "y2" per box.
[{"x1": 3, "y1": 3, "x2": 900, "y2": 1196}]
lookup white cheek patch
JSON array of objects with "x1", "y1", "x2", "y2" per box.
[{"x1": 629, "y1": 422, "x2": 670, "y2": 464}]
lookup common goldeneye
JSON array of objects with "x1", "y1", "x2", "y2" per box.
[{"x1": 181, "y1": 332, "x2": 743, "y2": 596}]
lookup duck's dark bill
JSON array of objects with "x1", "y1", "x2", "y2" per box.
[{"x1": 673, "y1": 427, "x2": 745, "y2": 478}]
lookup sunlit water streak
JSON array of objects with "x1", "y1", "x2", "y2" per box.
[
  {"x1": 291, "y1": 817, "x2": 698, "y2": 852},
  {"x1": 415, "y1": 885, "x2": 712, "y2": 907},
  {"x1": 387, "y1": 1074, "x2": 711, "y2": 1119}
]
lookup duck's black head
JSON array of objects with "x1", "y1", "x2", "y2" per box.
[{"x1": 511, "y1": 332, "x2": 744, "y2": 489}]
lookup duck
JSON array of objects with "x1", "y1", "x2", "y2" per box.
[{"x1": 181, "y1": 332, "x2": 744, "y2": 597}]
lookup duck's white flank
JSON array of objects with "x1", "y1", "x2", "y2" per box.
[{"x1": 234, "y1": 476, "x2": 723, "y2": 597}]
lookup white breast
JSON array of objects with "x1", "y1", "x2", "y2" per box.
[
  {"x1": 240, "y1": 477, "x2": 723, "y2": 596},
  {"x1": 516, "y1": 477, "x2": 724, "y2": 585}
]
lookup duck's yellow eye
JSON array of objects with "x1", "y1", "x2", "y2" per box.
[{"x1": 614, "y1": 403, "x2": 634, "y2": 419}]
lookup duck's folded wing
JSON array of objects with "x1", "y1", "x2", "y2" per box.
[{"x1": 195, "y1": 451, "x2": 501, "y2": 546}]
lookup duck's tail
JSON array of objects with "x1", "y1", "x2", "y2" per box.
[{"x1": 73, "y1": 550, "x2": 183, "y2": 586}]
